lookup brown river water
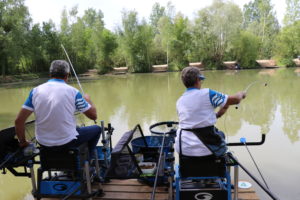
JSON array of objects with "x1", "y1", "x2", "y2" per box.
[{"x1": 0, "y1": 68, "x2": 299, "y2": 199}]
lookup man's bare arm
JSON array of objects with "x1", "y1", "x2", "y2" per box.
[
  {"x1": 83, "y1": 94, "x2": 97, "y2": 120},
  {"x1": 216, "y1": 91, "x2": 246, "y2": 118},
  {"x1": 15, "y1": 108, "x2": 33, "y2": 147}
]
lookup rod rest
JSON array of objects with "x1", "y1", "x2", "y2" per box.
[{"x1": 227, "y1": 134, "x2": 265, "y2": 146}]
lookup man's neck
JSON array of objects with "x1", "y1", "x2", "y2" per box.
[{"x1": 51, "y1": 77, "x2": 68, "y2": 82}]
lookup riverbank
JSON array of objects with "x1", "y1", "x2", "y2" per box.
[
  {"x1": 0, "y1": 65, "x2": 290, "y2": 86},
  {"x1": 0, "y1": 74, "x2": 41, "y2": 84}
]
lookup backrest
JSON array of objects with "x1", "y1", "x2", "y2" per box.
[
  {"x1": 179, "y1": 154, "x2": 226, "y2": 178},
  {"x1": 40, "y1": 143, "x2": 89, "y2": 171},
  {"x1": 0, "y1": 127, "x2": 19, "y2": 162}
]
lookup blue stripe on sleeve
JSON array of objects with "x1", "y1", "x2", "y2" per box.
[
  {"x1": 209, "y1": 89, "x2": 226, "y2": 108},
  {"x1": 75, "y1": 92, "x2": 89, "y2": 112},
  {"x1": 24, "y1": 89, "x2": 34, "y2": 109}
]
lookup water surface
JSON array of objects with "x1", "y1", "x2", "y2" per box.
[{"x1": 0, "y1": 68, "x2": 299, "y2": 199}]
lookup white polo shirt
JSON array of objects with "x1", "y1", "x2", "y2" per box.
[
  {"x1": 175, "y1": 88, "x2": 228, "y2": 156},
  {"x1": 22, "y1": 79, "x2": 91, "y2": 146}
]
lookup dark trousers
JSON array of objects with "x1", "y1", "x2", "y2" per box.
[
  {"x1": 69, "y1": 125, "x2": 101, "y2": 158},
  {"x1": 40, "y1": 125, "x2": 101, "y2": 159}
]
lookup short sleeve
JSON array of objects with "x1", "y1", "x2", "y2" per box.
[
  {"x1": 209, "y1": 89, "x2": 228, "y2": 108},
  {"x1": 22, "y1": 89, "x2": 34, "y2": 111},
  {"x1": 75, "y1": 92, "x2": 91, "y2": 113}
]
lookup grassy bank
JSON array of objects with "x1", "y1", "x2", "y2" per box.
[{"x1": 0, "y1": 74, "x2": 42, "y2": 84}]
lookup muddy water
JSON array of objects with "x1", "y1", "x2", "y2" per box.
[{"x1": 0, "y1": 68, "x2": 299, "y2": 199}]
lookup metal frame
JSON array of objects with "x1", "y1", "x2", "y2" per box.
[{"x1": 175, "y1": 163, "x2": 232, "y2": 200}]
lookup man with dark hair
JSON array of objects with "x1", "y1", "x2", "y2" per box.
[
  {"x1": 175, "y1": 66, "x2": 246, "y2": 157},
  {"x1": 15, "y1": 60, "x2": 100, "y2": 157}
]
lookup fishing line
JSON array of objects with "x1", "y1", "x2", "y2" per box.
[
  {"x1": 240, "y1": 138, "x2": 270, "y2": 189},
  {"x1": 236, "y1": 81, "x2": 268, "y2": 109}
]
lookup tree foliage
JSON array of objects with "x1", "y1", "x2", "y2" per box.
[
  {"x1": 283, "y1": 0, "x2": 300, "y2": 26},
  {"x1": 192, "y1": 0, "x2": 243, "y2": 69},
  {"x1": 243, "y1": 0, "x2": 280, "y2": 58},
  {"x1": 232, "y1": 31, "x2": 260, "y2": 68},
  {"x1": 275, "y1": 21, "x2": 300, "y2": 67},
  {"x1": 0, "y1": 0, "x2": 299, "y2": 76},
  {"x1": 118, "y1": 10, "x2": 154, "y2": 72}
]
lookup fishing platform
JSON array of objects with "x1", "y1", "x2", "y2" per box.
[
  {"x1": 0, "y1": 121, "x2": 279, "y2": 200},
  {"x1": 41, "y1": 179, "x2": 259, "y2": 200}
]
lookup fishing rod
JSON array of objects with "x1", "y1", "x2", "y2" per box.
[
  {"x1": 228, "y1": 152, "x2": 280, "y2": 200},
  {"x1": 240, "y1": 137, "x2": 270, "y2": 189},
  {"x1": 61, "y1": 44, "x2": 84, "y2": 95},
  {"x1": 61, "y1": 44, "x2": 96, "y2": 124},
  {"x1": 236, "y1": 80, "x2": 268, "y2": 109}
]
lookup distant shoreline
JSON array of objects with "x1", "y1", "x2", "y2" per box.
[{"x1": 0, "y1": 66, "x2": 290, "y2": 87}]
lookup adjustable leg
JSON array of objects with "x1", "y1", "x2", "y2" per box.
[
  {"x1": 168, "y1": 167, "x2": 173, "y2": 200},
  {"x1": 28, "y1": 160, "x2": 37, "y2": 193},
  {"x1": 226, "y1": 166, "x2": 232, "y2": 200},
  {"x1": 233, "y1": 165, "x2": 239, "y2": 200},
  {"x1": 175, "y1": 165, "x2": 180, "y2": 200},
  {"x1": 94, "y1": 149, "x2": 103, "y2": 193},
  {"x1": 84, "y1": 161, "x2": 92, "y2": 200}
]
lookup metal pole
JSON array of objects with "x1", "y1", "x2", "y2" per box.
[
  {"x1": 84, "y1": 161, "x2": 92, "y2": 200},
  {"x1": 151, "y1": 132, "x2": 167, "y2": 200},
  {"x1": 29, "y1": 160, "x2": 37, "y2": 193},
  {"x1": 234, "y1": 165, "x2": 239, "y2": 200},
  {"x1": 100, "y1": 120, "x2": 108, "y2": 168},
  {"x1": 94, "y1": 149, "x2": 103, "y2": 191},
  {"x1": 167, "y1": 166, "x2": 173, "y2": 200},
  {"x1": 101, "y1": 121, "x2": 106, "y2": 144}
]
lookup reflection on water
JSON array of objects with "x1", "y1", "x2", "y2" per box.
[{"x1": 0, "y1": 68, "x2": 300, "y2": 199}]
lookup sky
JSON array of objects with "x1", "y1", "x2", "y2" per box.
[{"x1": 24, "y1": 0, "x2": 287, "y2": 30}]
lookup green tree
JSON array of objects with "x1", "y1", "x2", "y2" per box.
[
  {"x1": 0, "y1": 0, "x2": 31, "y2": 77},
  {"x1": 150, "y1": 2, "x2": 166, "y2": 31},
  {"x1": 232, "y1": 31, "x2": 260, "y2": 68},
  {"x1": 275, "y1": 21, "x2": 300, "y2": 67},
  {"x1": 168, "y1": 13, "x2": 191, "y2": 70},
  {"x1": 283, "y1": 0, "x2": 300, "y2": 26},
  {"x1": 41, "y1": 21, "x2": 62, "y2": 70},
  {"x1": 243, "y1": 0, "x2": 279, "y2": 58},
  {"x1": 97, "y1": 29, "x2": 117, "y2": 73},
  {"x1": 118, "y1": 10, "x2": 154, "y2": 72},
  {"x1": 59, "y1": 7, "x2": 117, "y2": 74},
  {"x1": 192, "y1": 0, "x2": 242, "y2": 69}
]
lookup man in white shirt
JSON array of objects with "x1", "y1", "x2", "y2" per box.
[
  {"x1": 175, "y1": 66, "x2": 246, "y2": 157},
  {"x1": 15, "y1": 60, "x2": 100, "y2": 157}
]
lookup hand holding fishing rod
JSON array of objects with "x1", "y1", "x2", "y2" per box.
[{"x1": 216, "y1": 91, "x2": 246, "y2": 118}]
